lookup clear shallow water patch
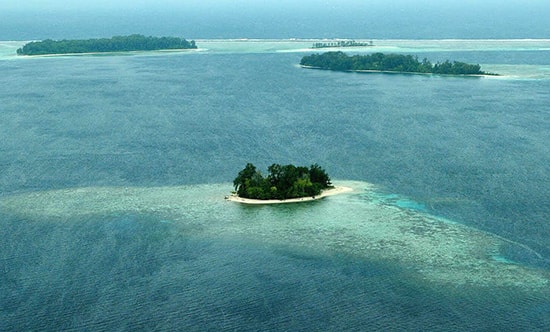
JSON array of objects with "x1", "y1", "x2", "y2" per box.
[
  {"x1": 482, "y1": 64, "x2": 550, "y2": 80},
  {"x1": 0, "y1": 41, "x2": 24, "y2": 58},
  {"x1": 365, "y1": 191, "x2": 428, "y2": 212},
  {"x1": 195, "y1": 39, "x2": 550, "y2": 54},
  {"x1": 1, "y1": 181, "x2": 547, "y2": 290}
]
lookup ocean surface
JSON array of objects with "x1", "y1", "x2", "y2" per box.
[{"x1": 1, "y1": 9, "x2": 549, "y2": 331}]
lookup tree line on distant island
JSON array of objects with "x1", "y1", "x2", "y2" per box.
[
  {"x1": 300, "y1": 51, "x2": 495, "y2": 75},
  {"x1": 233, "y1": 163, "x2": 332, "y2": 200},
  {"x1": 17, "y1": 34, "x2": 197, "y2": 56}
]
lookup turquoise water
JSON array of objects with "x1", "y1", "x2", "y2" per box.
[
  {"x1": 1, "y1": 181, "x2": 546, "y2": 288},
  {"x1": 1, "y1": 38, "x2": 549, "y2": 330}
]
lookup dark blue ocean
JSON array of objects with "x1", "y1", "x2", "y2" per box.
[{"x1": 1, "y1": 4, "x2": 549, "y2": 331}]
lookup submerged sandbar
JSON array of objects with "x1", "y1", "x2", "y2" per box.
[
  {"x1": 1, "y1": 181, "x2": 548, "y2": 288},
  {"x1": 226, "y1": 186, "x2": 353, "y2": 204}
]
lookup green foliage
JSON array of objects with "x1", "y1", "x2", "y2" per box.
[
  {"x1": 16, "y1": 34, "x2": 197, "y2": 56},
  {"x1": 233, "y1": 163, "x2": 332, "y2": 200},
  {"x1": 300, "y1": 51, "x2": 493, "y2": 75}
]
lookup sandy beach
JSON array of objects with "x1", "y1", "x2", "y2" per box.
[
  {"x1": 226, "y1": 186, "x2": 353, "y2": 205},
  {"x1": 301, "y1": 65, "x2": 497, "y2": 77}
]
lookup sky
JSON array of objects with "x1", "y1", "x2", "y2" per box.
[{"x1": 3, "y1": 0, "x2": 548, "y2": 10}]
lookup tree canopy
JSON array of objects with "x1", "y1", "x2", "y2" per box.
[
  {"x1": 233, "y1": 163, "x2": 332, "y2": 200},
  {"x1": 300, "y1": 51, "x2": 495, "y2": 75},
  {"x1": 17, "y1": 34, "x2": 197, "y2": 56}
]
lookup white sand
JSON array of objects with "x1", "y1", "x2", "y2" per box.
[{"x1": 226, "y1": 186, "x2": 353, "y2": 205}]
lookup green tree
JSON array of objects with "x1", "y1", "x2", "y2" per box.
[
  {"x1": 309, "y1": 163, "x2": 331, "y2": 188},
  {"x1": 300, "y1": 52, "x2": 490, "y2": 75},
  {"x1": 233, "y1": 163, "x2": 259, "y2": 196},
  {"x1": 233, "y1": 162, "x2": 333, "y2": 200},
  {"x1": 17, "y1": 34, "x2": 198, "y2": 56}
]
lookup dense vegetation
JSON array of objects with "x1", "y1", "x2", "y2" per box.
[
  {"x1": 17, "y1": 34, "x2": 197, "y2": 55},
  {"x1": 233, "y1": 163, "x2": 332, "y2": 200},
  {"x1": 300, "y1": 51, "x2": 494, "y2": 75}
]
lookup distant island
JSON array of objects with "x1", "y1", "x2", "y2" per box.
[
  {"x1": 227, "y1": 163, "x2": 352, "y2": 204},
  {"x1": 300, "y1": 51, "x2": 497, "y2": 76},
  {"x1": 312, "y1": 39, "x2": 374, "y2": 49},
  {"x1": 16, "y1": 34, "x2": 197, "y2": 56}
]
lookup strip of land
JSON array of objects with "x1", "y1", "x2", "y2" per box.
[
  {"x1": 16, "y1": 34, "x2": 197, "y2": 56},
  {"x1": 300, "y1": 52, "x2": 497, "y2": 76},
  {"x1": 301, "y1": 65, "x2": 492, "y2": 77},
  {"x1": 226, "y1": 186, "x2": 353, "y2": 205}
]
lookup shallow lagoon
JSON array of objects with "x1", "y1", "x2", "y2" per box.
[{"x1": 1, "y1": 181, "x2": 547, "y2": 288}]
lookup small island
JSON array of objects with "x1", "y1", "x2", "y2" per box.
[
  {"x1": 300, "y1": 51, "x2": 497, "y2": 76},
  {"x1": 227, "y1": 163, "x2": 351, "y2": 204},
  {"x1": 16, "y1": 34, "x2": 197, "y2": 56},
  {"x1": 312, "y1": 39, "x2": 374, "y2": 49}
]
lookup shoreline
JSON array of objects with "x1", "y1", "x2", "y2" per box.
[
  {"x1": 17, "y1": 48, "x2": 198, "y2": 58},
  {"x1": 226, "y1": 186, "x2": 353, "y2": 205},
  {"x1": 300, "y1": 65, "x2": 498, "y2": 77}
]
